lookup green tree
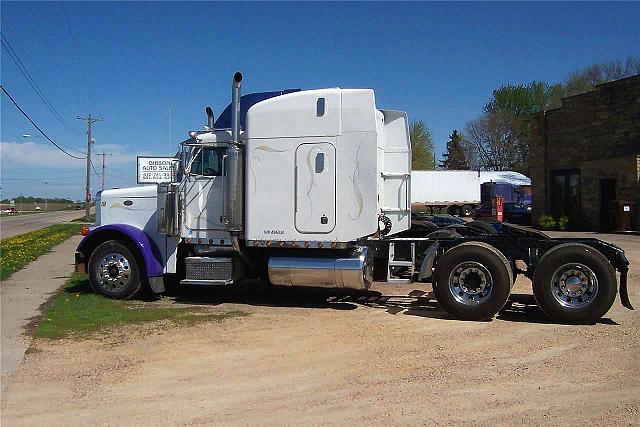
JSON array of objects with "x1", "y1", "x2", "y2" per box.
[
  {"x1": 465, "y1": 111, "x2": 526, "y2": 173},
  {"x1": 439, "y1": 130, "x2": 469, "y2": 170},
  {"x1": 484, "y1": 81, "x2": 556, "y2": 117},
  {"x1": 482, "y1": 81, "x2": 557, "y2": 175},
  {"x1": 410, "y1": 120, "x2": 435, "y2": 170},
  {"x1": 564, "y1": 55, "x2": 640, "y2": 97}
]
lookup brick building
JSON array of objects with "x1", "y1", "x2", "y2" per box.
[{"x1": 529, "y1": 75, "x2": 640, "y2": 231}]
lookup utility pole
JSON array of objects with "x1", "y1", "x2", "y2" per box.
[
  {"x1": 78, "y1": 114, "x2": 103, "y2": 220},
  {"x1": 44, "y1": 181, "x2": 48, "y2": 211},
  {"x1": 97, "y1": 152, "x2": 113, "y2": 191}
]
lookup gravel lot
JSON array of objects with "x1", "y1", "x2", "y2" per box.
[{"x1": 2, "y1": 232, "x2": 639, "y2": 425}]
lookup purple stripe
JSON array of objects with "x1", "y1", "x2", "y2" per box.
[{"x1": 82, "y1": 224, "x2": 164, "y2": 277}]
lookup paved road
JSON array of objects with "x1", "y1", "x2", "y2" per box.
[
  {"x1": 0, "y1": 235, "x2": 83, "y2": 396},
  {"x1": 0, "y1": 210, "x2": 88, "y2": 239}
]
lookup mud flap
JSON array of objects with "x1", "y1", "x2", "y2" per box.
[
  {"x1": 74, "y1": 251, "x2": 86, "y2": 274},
  {"x1": 619, "y1": 267, "x2": 634, "y2": 310},
  {"x1": 148, "y1": 276, "x2": 166, "y2": 293}
]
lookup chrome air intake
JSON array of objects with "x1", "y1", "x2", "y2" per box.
[
  {"x1": 268, "y1": 247, "x2": 373, "y2": 290},
  {"x1": 225, "y1": 72, "x2": 244, "y2": 234}
]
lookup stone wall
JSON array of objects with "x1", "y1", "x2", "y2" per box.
[{"x1": 530, "y1": 75, "x2": 640, "y2": 230}]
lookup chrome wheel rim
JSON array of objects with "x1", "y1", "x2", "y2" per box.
[
  {"x1": 551, "y1": 263, "x2": 598, "y2": 309},
  {"x1": 98, "y1": 252, "x2": 131, "y2": 290},
  {"x1": 448, "y1": 261, "x2": 493, "y2": 305}
]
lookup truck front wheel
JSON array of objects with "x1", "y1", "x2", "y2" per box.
[
  {"x1": 434, "y1": 242, "x2": 512, "y2": 321},
  {"x1": 533, "y1": 243, "x2": 616, "y2": 324},
  {"x1": 88, "y1": 240, "x2": 142, "y2": 300}
]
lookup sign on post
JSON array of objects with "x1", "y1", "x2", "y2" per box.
[{"x1": 137, "y1": 157, "x2": 177, "y2": 184}]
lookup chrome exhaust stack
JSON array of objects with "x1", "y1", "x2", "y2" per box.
[
  {"x1": 205, "y1": 106, "x2": 214, "y2": 130},
  {"x1": 226, "y1": 72, "x2": 244, "y2": 236}
]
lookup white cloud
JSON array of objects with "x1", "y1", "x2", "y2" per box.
[
  {"x1": 0, "y1": 141, "x2": 166, "y2": 170},
  {"x1": 0, "y1": 141, "x2": 167, "y2": 199}
]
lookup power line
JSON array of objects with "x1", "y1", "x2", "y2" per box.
[
  {"x1": 28, "y1": 5, "x2": 62, "y2": 73},
  {"x1": 61, "y1": 2, "x2": 96, "y2": 109},
  {"x1": 57, "y1": 142, "x2": 86, "y2": 155},
  {"x1": 0, "y1": 84, "x2": 86, "y2": 160},
  {"x1": 90, "y1": 159, "x2": 101, "y2": 178},
  {"x1": 1, "y1": 33, "x2": 81, "y2": 135}
]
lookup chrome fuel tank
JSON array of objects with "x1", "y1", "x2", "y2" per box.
[{"x1": 268, "y1": 247, "x2": 373, "y2": 290}]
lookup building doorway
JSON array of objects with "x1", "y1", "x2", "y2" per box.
[
  {"x1": 599, "y1": 178, "x2": 616, "y2": 231},
  {"x1": 550, "y1": 169, "x2": 581, "y2": 218}
]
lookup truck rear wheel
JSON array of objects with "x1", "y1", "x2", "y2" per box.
[
  {"x1": 434, "y1": 242, "x2": 512, "y2": 321},
  {"x1": 88, "y1": 240, "x2": 142, "y2": 300},
  {"x1": 532, "y1": 243, "x2": 616, "y2": 324}
]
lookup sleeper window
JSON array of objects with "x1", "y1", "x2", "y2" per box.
[
  {"x1": 315, "y1": 152, "x2": 325, "y2": 173},
  {"x1": 316, "y1": 98, "x2": 325, "y2": 117}
]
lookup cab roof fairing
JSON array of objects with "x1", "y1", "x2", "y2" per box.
[{"x1": 214, "y1": 89, "x2": 301, "y2": 130}]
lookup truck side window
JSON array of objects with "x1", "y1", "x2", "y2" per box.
[
  {"x1": 190, "y1": 147, "x2": 227, "y2": 176},
  {"x1": 316, "y1": 98, "x2": 325, "y2": 117},
  {"x1": 315, "y1": 152, "x2": 324, "y2": 173}
]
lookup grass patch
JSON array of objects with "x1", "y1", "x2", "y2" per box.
[
  {"x1": 0, "y1": 223, "x2": 81, "y2": 281},
  {"x1": 71, "y1": 213, "x2": 95, "y2": 223},
  {"x1": 35, "y1": 273, "x2": 248, "y2": 339}
]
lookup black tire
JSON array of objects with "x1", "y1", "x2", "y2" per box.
[
  {"x1": 532, "y1": 243, "x2": 616, "y2": 324},
  {"x1": 434, "y1": 242, "x2": 513, "y2": 321},
  {"x1": 462, "y1": 204, "x2": 474, "y2": 217},
  {"x1": 466, "y1": 220, "x2": 498, "y2": 235},
  {"x1": 88, "y1": 240, "x2": 142, "y2": 299}
]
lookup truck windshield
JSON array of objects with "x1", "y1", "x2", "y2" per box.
[{"x1": 190, "y1": 147, "x2": 227, "y2": 176}]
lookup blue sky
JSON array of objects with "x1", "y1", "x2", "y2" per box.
[{"x1": 1, "y1": 1, "x2": 638, "y2": 200}]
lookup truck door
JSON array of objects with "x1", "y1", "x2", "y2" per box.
[
  {"x1": 295, "y1": 142, "x2": 336, "y2": 233},
  {"x1": 184, "y1": 146, "x2": 227, "y2": 231}
]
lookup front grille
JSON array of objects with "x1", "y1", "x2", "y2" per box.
[{"x1": 185, "y1": 257, "x2": 233, "y2": 281}]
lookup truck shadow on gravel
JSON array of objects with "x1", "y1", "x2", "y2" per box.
[{"x1": 165, "y1": 284, "x2": 617, "y2": 325}]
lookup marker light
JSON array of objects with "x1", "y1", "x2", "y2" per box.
[{"x1": 80, "y1": 225, "x2": 90, "y2": 236}]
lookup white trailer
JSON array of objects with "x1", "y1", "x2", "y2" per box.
[
  {"x1": 74, "y1": 73, "x2": 632, "y2": 324},
  {"x1": 411, "y1": 170, "x2": 480, "y2": 216}
]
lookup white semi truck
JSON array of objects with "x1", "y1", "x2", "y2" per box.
[{"x1": 75, "y1": 73, "x2": 633, "y2": 323}]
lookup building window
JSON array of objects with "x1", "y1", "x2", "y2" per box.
[{"x1": 550, "y1": 169, "x2": 581, "y2": 217}]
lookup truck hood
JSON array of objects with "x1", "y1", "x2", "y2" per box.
[{"x1": 101, "y1": 185, "x2": 157, "y2": 200}]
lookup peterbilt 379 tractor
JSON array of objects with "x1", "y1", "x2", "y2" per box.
[{"x1": 75, "y1": 72, "x2": 633, "y2": 324}]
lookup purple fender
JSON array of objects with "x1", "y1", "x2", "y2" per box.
[{"x1": 76, "y1": 224, "x2": 164, "y2": 278}]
